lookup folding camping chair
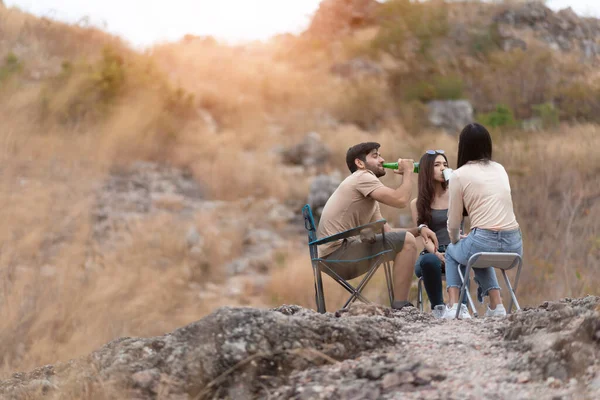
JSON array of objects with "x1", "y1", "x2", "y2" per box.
[
  {"x1": 302, "y1": 204, "x2": 395, "y2": 313},
  {"x1": 456, "y1": 252, "x2": 523, "y2": 319}
]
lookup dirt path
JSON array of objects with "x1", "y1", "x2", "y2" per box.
[
  {"x1": 271, "y1": 299, "x2": 600, "y2": 400},
  {"x1": 397, "y1": 318, "x2": 576, "y2": 400}
]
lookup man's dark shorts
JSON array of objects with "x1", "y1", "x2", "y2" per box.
[{"x1": 322, "y1": 231, "x2": 406, "y2": 280}]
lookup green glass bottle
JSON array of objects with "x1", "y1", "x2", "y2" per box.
[{"x1": 382, "y1": 162, "x2": 420, "y2": 173}]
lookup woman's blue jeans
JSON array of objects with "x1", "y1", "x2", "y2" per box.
[
  {"x1": 415, "y1": 253, "x2": 444, "y2": 309},
  {"x1": 415, "y1": 250, "x2": 466, "y2": 310},
  {"x1": 445, "y1": 228, "x2": 523, "y2": 303}
]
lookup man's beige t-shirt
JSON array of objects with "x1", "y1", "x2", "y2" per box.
[
  {"x1": 316, "y1": 170, "x2": 385, "y2": 257},
  {"x1": 447, "y1": 161, "x2": 519, "y2": 243}
]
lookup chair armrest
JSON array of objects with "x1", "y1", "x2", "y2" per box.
[{"x1": 309, "y1": 220, "x2": 387, "y2": 246}]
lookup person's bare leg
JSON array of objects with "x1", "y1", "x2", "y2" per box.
[
  {"x1": 393, "y1": 232, "x2": 417, "y2": 301},
  {"x1": 447, "y1": 287, "x2": 459, "y2": 305},
  {"x1": 448, "y1": 286, "x2": 502, "y2": 308},
  {"x1": 488, "y1": 289, "x2": 502, "y2": 309}
]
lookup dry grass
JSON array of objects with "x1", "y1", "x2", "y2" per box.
[
  {"x1": 496, "y1": 125, "x2": 600, "y2": 304},
  {"x1": 0, "y1": 176, "x2": 248, "y2": 379}
]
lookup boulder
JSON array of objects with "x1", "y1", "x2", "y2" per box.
[
  {"x1": 0, "y1": 305, "x2": 407, "y2": 399},
  {"x1": 502, "y1": 296, "x2": 600, "y2": 381},
  {"x1": 493, "y1": 3, "x2": 600, "y2": 59},
  {"x1": 307, "y1": 173, "x2": 342, "y2": 221},
  {"x1": 281, "y1": 132, "x2": 331, "y2": 168},
  {"x1": 426, "y1": 100, "x2": 474, "y2": 134},
  {"x1": 93, "y1": 162, "x2": 206, "y2": 247}
]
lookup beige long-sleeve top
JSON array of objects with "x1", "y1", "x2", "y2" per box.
[{"x1": 447, "y1": 161, "x2": 519, "y2": 243}]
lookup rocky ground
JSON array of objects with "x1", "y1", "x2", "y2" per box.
[{"x1": 0, "y1": 297, "x2": 598, "y2": 399}]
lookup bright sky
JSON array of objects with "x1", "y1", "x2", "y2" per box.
[{"x1": 4, "y1": 0, "x2": 600, "y2": 48}]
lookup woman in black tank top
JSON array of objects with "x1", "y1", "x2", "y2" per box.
[{"x1": 410, "y1": 151, "x2": 462, "y2": 312}]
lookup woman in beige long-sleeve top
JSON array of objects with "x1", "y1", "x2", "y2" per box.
[{"x1": 443, "y1": 123, "x2": 522, "y2": 319}]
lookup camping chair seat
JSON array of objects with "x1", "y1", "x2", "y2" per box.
[{"x1": 456, "y1": 252, "x2": 523, "y2": 319}]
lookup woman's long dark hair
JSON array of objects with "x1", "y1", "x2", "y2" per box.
[
  {"x1": 456, "y1": 122, "x2": 493, "y2": 217},
  {"x1": 417, "y1": 153, "x2": 449, "y2": 226},
  {"x1": 457, "y1": 123, "x2": 493, "y2": 168}
]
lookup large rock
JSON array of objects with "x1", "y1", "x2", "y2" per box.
[
  {"x1": 495, "y1": 1, "x2": 554, "y2": 26},
  {"x1": 282, "y1": 132, "x2": 331, "y2": 168},
  {"x1": 0, "y1": 305, "x2": 408, "y2": 399},
  {"x1": 93, "y1": 162, "x2": 206, "y2": 247},
  {"x1": 225, "y1": 228, "x2": 287, "y2": 275},
  {"x1": 502, "y1": 296, "x2": 600, "y2": 381},
  {"x1": 307, "y1": 173, "x2": 342, "y2": 221},
  {"x1": 494, "y1": 3, "x2": 600, "y2": 58},
  {"x1": 426, "y1": 100, "x2": 473, "y2": 134}
]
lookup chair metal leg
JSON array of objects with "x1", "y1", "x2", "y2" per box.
[
  {"x1": 313, "y1": 262, "x2": 326, "y2": 313},
  {"x1": 384, "y1": 261, "x2": 395, "y2": 306},
  {"x1": 506, "y1": 258, "x2": 522, "y2": 313},
  {"x1": 381, "y1": 226, "x2": 395, "y2": 307},
  {"x1": 417, "y1": 277, "x2": 424, "y2": 312},
  {"x1": 456, "y1": 264, "x2": 474, "y2": 319},
  {"x1": 502, "y1": 269, "x2": 521, "y2": 313},
  {"x1": 457, "y1": 266, "x2": 478, "y2": 317},
  {"x1": 341, "y1": 257, "x2": 382, "y2": 309},
  {"x1": 321, "y1": 263, "x2": 372, "y2": 305}
]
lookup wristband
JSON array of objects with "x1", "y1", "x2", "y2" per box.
[{"x1": 418, "y1": 224, "x2": 428, "y2": 235}]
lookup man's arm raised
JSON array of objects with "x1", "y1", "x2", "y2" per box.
[
  {"x1": 369, "y1": 158, "x2": 414, "y2": 209},
  {"x1": 370, "y1": 159, "x2": 439, "y2": 248}
]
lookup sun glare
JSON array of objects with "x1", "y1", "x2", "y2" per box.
[{"x1": 5, "y1": 0, "x2": 323, "y2": 46}]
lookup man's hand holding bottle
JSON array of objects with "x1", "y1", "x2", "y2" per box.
[{"x1": 393, "y1": 158, "x2": 415, "y2": 175}]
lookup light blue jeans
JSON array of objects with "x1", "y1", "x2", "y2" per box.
[{"x1": 445, "y1": 228, "x2": 523, "y2": 302}]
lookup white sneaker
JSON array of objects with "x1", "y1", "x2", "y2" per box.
[
  {"x1": 443, "y1": 303, "x2": 471, "y2": 319},
  {"x1": 485, "y1": 304, "x2": 507, "y2": 317}
]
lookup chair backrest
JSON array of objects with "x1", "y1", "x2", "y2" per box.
[
  {"x1": 302, "y1": 204, "x2": 318, "y2": 244},
  {"x1": 467, "y1": 252, "x2": 522, "y2": 270},
  {"x1": 303, "y1": 204, "x2": 320, "y2": 261}
]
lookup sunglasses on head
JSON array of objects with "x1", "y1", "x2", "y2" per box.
[{"x1": 425, "y1": 149, "x2": 445, "y2": 155}]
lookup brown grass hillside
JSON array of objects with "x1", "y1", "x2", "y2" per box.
[{"x1": 0, "y1": 0, "x2": 598, "y2": 382}]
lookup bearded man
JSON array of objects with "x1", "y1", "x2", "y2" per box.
[{"x1": 317, "y1": 142, "x2": 438, "y2": 309}]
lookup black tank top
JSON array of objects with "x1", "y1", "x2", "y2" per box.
[{"x1": 430, "y1": 209, "x2": 450, "y2": 247}]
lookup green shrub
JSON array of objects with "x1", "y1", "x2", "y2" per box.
[
  {"x1": 476, "y1": 104, "x2": 516, "y2": 128},
  {"x1": 470, "y1": 24, "x2": 502, "y2": 57},
  {"x1": 477, "y1": 48, "x2": 556, "y2": 120},
  {"x1": 41, "y1": 45, "x2": 196, "y2": 129},
  {"x1": 404, "y1": 81, "x2": 437, "y2": 102},
  {"x1": 0, "y1": 52, "x2": 23, "y2": 82},
  {"x1": 532, "y1": 102, "x2": 559, "y2": 128},
  {"x1": 370, "y1": 0, "x2": 449, "y2": 58},
  {"x1": 403, "y1": 75, "x2": 463, "y2": 102},
  {"x1": 93, "y1": 46, "x2": 126, "y2": 103},
  {"x1": 555, "y1": 82, "x2": 600, "y2": 122},
  {"x1": 164, "y1": 87, "x2": 196, "y2": 119},
  {"x1": 433, "y1": 75, "x2": 463, "y2": 100}
]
